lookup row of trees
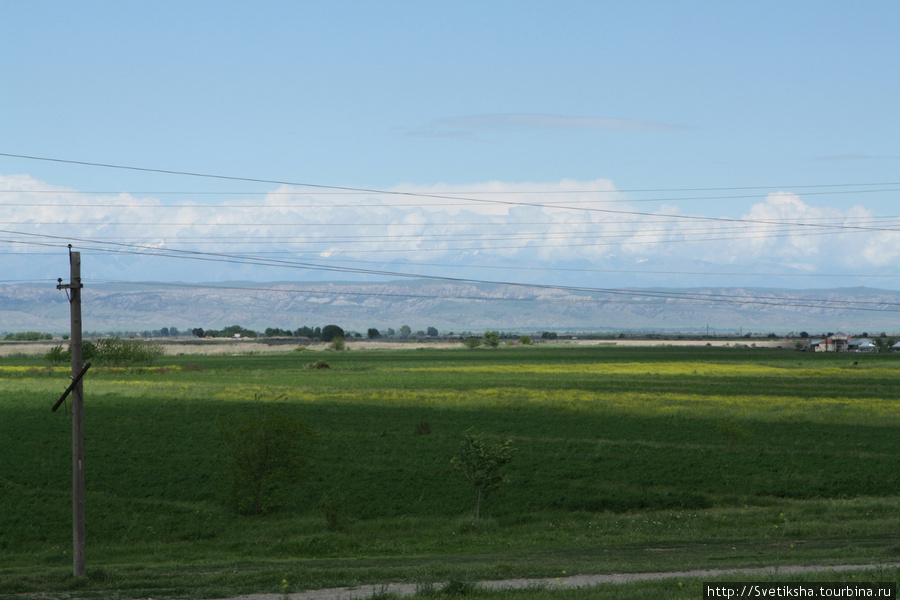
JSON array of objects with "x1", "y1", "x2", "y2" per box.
[
  {"x1": 3, "y1": 332, "x2": 54, "y2": 341},
  {"x1": 190, "y1": 324, "x2": 445, "y2": 341}
]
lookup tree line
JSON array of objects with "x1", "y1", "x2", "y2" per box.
[{"x1": 190, "y1": 324, "x2": 445, "y2": 341}]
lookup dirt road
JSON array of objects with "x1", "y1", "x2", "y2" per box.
[{"x1": 214, "y1": 563, "x2": 900, "y2": 600}]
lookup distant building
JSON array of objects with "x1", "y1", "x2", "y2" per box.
[
  {"x1": 812, "y1": 333, "x2": 878, "y2": 352},
  {"x1": 854, "y1": 338, "x2": 878, "y2": 352},
  {"x1": 813, "y1": 333, "x2": 851, "y2": 352}
]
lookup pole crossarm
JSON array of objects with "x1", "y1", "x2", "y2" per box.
[{"x1": 52, "y1": 362, "x2": 92, "y2": 413}]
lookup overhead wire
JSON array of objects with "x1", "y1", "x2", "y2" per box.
[
  {"x1": 4, "y1": 228, "x2": 900, "y2": 315},
  {"x1": 2, "y1": 152, "x2": 900, "y2": 316},
  {"x1": 87, "y1": 278, "x2": 900, "y2": 314}
]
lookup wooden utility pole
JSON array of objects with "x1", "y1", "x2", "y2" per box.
[{"x1": 57, "y1": 247, "x2": 85, "y2": 576}]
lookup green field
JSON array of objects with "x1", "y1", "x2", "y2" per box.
[{"x1": 1, "y1": 344, "x2": 899, "y2": 599}]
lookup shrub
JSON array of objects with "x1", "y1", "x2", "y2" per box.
[
  {"x1": 463, "y1": 337, "x2": 481, "y2": 349},
  {"x1": 94, "y1": 337, "x2": 165, "y2": 366},
  {"x1": 518, "y1": 335, "x2": 532, "y2": 346},
  {"x1": 216, "y1": 396, "x2": 317, "y2": 515},
  {"x1": 329, "y1": 336, "x2": 346, "y2": 351}
]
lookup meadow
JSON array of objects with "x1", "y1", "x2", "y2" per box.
[{"x1": 1, "y1": 344, "x2": 899, "y2": 599}]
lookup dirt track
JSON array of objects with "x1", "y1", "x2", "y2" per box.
[{"x1": 214, "y1": 563, "x2": 900, "y2": 600}]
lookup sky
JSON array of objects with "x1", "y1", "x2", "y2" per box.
[{"x1": 2, "y1": 1, "x2": 899, "y2": 291}]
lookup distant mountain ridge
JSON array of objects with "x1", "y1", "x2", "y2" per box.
[{"x1": 2, "y1": 280, "x2": 900, "y2": 336}]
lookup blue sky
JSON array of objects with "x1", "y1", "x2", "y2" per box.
[{"x1": 2, "y1": 1, "x2": 898, "y2": 289}]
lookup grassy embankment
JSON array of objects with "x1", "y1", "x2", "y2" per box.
[{"x1": 1, "y1": 345, "x2": 899, "y2": 598}]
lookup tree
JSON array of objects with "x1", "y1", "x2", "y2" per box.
[
  {"x1": 451, "y1": 431, "x2": 515, "y2": 520},
  {"x1": 321, "y1": 324, "x2": 345, "y2": 342},
  {"x1": 216, "y1": 396, "x2": 317, "y2": 515},
  {"x1": 483, "y1": 331, "x2": 500, "y2": 348},
  {"x1": 45, "y1": 344, "x2": 69, "y2": 366},
  {"x1": 399, "y1": 325, "x2": 412, "y2": 339},
  {"x1": 541, "y1": 331, "x2": 557, "y2": 340},
  {"x1": 463, "y1": 337, "x2": 481, "y2": 349},
  {"x1": 367, "y1": 328, "x2": 382, "y2": 339},
  {"x1": 426, "y1": 326, "x2": 439, "y2": 337},
  {"x1": 192, "y1": 328, "x2": 205, "y2": 338}
]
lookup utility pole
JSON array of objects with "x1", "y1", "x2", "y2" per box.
[{"x1": 57, "y1": 247, "x2": 85, "y2": 577}]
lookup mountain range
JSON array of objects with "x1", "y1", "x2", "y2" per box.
[{"x1": 2, "y1": 280, "x2": 900, "y2": 337}]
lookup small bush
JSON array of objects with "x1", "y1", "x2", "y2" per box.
[
  {"x1": 462, "y1": 337, "x2": 481, "y2": 349},
  {"x1": 414, "y1": 420, "x2": 431, "y2": 435},
  {"x1": 307, "y1": 360, "x2": 330, "y2": 370},
  {"x1": 329, "y1": 336, "x2": 346, "y2": 351}
]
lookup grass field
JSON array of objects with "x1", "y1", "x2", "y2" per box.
[{"x1": 1, "y1": 344, "x2": 899, "y2": 599}]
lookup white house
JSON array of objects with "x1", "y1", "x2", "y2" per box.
[
  {"x1": 814, "y1": 333, "x2": 851, "y2": 352},
  {"x1": 853, "y1": 338, "x2": 878, "y2": 352}
]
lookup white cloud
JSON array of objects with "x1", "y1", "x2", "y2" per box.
[{"x1": 2, "y1": 174, "x2": 898, "y2": 287}]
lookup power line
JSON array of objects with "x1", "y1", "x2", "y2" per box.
[
  {"x1": 2, "y1": 187, "x2": 898, "y2": 206},
  {"x1": 3, "y1": 229, "x2": 898, "y2": 312},
  {"x1": 3, "y1": 152, "x2": 899, "y2": 313},
  {"x1": 2, "y1": 153, "x2": 898, "y2": 220},
  {"x1": 85, "y1": 279, "x2": 900, "y2": 314}
]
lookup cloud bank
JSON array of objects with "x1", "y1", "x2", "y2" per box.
[{"x1": 1, "y1": 174, "x2": 897, "y2": 288}]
